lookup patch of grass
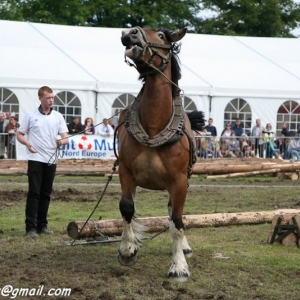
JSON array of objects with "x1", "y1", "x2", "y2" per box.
[{"x1": 1, "y1": 175, "x2": 300, "y2": 299}]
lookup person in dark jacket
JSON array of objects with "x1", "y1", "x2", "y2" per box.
[
  {"x1": 68, "y1": 116, "x2": 83, "y2": 134},
  {"x1": 231, "y1": 118, "x2": 243, "y2": 140}
]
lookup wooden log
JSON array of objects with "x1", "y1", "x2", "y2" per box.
[
  {"x1": 277, "y1": 172, "x2": 299, "y2": 180},
  {"x1": 206, "y1": 169, "x2": 280, "y2": 179},
  {"x1": 193, "y1": 161, "x2": 300, "y2": 175},
  {"x1": 67, "y1": 209, "x2": 300, "y2": 239}
]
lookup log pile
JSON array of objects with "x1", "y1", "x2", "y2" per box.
[
  {"x1": 268, "y1": 214, "x2": 300, "y2": 246},
  {"x1": 67, "y1": 209, "x2": 300, "y2": 239},
  {"x1": 1, "y1": 158, "x2": 300, "y2": 177}
]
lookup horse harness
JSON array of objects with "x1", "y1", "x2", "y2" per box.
[{"x1": 118, "y1": 93, "x2": 196, "y2": 178}]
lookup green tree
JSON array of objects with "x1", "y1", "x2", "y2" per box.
[
  {"x1": 84, "y1": 0, "x2": 201, "y2": 30},
  {"x1": 198, "y1": 0, "x2": 300, "y2": 37},
  {"x1": 0, "y1": 0, "x2": 24, "y2": 21}
]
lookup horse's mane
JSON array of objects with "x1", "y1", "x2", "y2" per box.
[{"x1": 139, "y1": 28, "x2": 182, "y2": 98}]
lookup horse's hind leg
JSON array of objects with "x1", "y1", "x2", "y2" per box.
[{"x1": 118, "y1": 171, "x2": 146, "y2": 266}]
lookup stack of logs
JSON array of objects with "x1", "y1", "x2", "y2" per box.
[
  {"x1": 1, "y1": 158, "x2": 300, "y2": 179},
  {"x1": 197, "y1": 158, "x2": 300, "y2": 180}
]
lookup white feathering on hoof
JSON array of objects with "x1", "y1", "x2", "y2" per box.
[
  {"x1": 130, "y1": 217, "x2": 148, "y2": 246},
  {"x1": 119, "y1": 217, "x2": 148, "y2": 262}
]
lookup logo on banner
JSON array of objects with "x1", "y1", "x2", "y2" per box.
[{"x1": 78, "y1": 136, "x2": 92, "y2": 150}]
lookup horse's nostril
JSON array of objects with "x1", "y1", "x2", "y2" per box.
[{"x1": 130, "y1": 28, "x2": 138, "y2": 35}]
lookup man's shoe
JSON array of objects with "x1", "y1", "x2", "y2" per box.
[
  {"x1": 26, "y1": 230, "x2": 39, "y2": 239},
  {"x1": 37, "y1": 227, "x2": 54, "y2": 235}
]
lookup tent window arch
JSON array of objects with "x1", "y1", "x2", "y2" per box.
[
  {"x1": 277, "y1": 100, "x2": 300, "y2": 135},
  {"x1": 54, "y1": 91, "x2": 81, "y2": 124},
  {"x1": 112, "y1": 93, "x2": 135, "y2": 123},
  {"x1": 224, "y1": 98, "x2": 252, "y2": 136},
  {"x1": 183, "y1": 96, "x2": 197, "y2": 112},
  {"x1": 0, "y1": 88, "x2": 19, "y2": 120}
]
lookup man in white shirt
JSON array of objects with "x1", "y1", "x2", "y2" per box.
[
  {"x1": 97, "y1": 118, "x2": 114, "y2": 137},
  {"x1": 17, "y1": 86, "x2": 69, "y2": 239}
]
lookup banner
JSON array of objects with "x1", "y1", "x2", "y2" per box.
[{"x1": 60, "y1": 135, "x2": 118, "y2": 159}]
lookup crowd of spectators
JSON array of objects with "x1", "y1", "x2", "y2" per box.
[{"x1": 196, "y1": 117, "x2": 300, "y2": 162}]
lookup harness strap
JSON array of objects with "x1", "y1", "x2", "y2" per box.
[{"x1": 124, "y1": 94, "x2": 184, "y2": 147}]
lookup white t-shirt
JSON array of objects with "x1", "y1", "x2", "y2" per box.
[
  {"x1": 97, "y1": 123, "x2": 114, "y2": 136},
  {"x1": 19, "y1": 108, "x2": 68, "y2": 163}
]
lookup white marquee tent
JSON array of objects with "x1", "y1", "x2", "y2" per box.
[{"x1": 0, "y1": 20, "x2": 300, "y2": 159}]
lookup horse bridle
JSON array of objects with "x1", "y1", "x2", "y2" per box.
[{"x1": 124, "y1": 26, "x2": 172, "y2": 74}]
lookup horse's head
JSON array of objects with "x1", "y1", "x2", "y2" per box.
[{"x1": 121, "y1": 27, "x2": 187, "y2": 75}]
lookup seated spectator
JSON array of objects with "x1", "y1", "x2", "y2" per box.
[
  {"x1": 201, "y1": 135, "x2": 220, "y2": 158},
  {"x1": 68, "y1": 116, "x2": 83, "y2": 134},
  {"x1": 82, "y1": 117, "x2": 95, "y2": 135},
  {"x1": 221, "y1": 123, "x2": 233, "y2": 143},
  {"x1": 276, "y1": 134, "x2": 290, "y2": 160},
  {"x1": 227, "y1": 132, "x2": 241, "y2": 157},
  {"x1": 5, "y1": 116, "x2": 20, "y2": 159},
  {"x1": 263, "y1": 124, "x2": 282, "y2": 159},
  {"x1": 240, "y1": 133, "x2": 255, "y2": 158},
  {"x1": 288, "y1": 132, "x2": 300, "y2": 162},
  {"x1": 97, "y1": 118, "x2": 114, "y2": 137},
  {"x1": 218, "y1": 136, "x2": 236, "y2": 158},
  {"x1": 195, "y1": 128, "x2": 207, "y2": 157}
]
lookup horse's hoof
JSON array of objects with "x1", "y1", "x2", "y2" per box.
[
  {"x1": 183, "y1": 249, "x2": 193, "y2": 258},
  {"x1": 168, "y1": 271, "x2": 189, "y2": 282},
  {"x1": 118, "y1": 251, "x2": 138, "y2": 266}
]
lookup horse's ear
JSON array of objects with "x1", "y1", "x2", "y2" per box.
[{"x1": 171, "y1": 28, "x2": 187, "y2": 42}]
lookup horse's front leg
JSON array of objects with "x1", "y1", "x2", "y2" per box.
[
  {"x1": 167, "y1": 183, "x2": 191, "y2": 282},
  {"x1": 118, "y1": 168, "x2": 146, "y2": 266}
]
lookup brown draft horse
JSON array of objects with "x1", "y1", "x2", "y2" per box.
[{"x1": 117, "y1": 27, "x2": 205, "y2": 282}]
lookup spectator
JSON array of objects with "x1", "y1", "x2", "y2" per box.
[
  {"x1": 68, "y1": 116, "x2": 83, "y2": 134},
  {"x1": 0, "y1": 112, "x2": 9, "y2": 158},
  {"x1": 228, "y1": 132, "x2": 242, "y2": 157},
  {"x1": 251, "y1": 119, "x2": 265, "y2": 158},
  {"x1": 240, "y1": 133, "x2": 255, "y2": 158},
  {"x1": 217, "y1": 136, "x2": 236, "y2": 158},
  {"x1": 221, "y1": 123, "x2": 233, "y2": 143},
  {"x1": 205, "y1": 118, "x2": 217, "y2": 136},
  {"x1": 97, "y1": 118, "x2": 114, "y2": 137},
  {"x1": 231, "y1": 118, "x2": 243, "y2": 140},
  {"x1": 4, "y1": 116, "x2": 20, "y2": 159},
  {"x1": 281, "y1": 122, "x2": 291, "y2": 137},
  {"x1": 277, "y1": 134, "x2": 289, "y2": 159},
  {"x1": 200, "y1": 135, "x2": 220, "y2": 158},
  {"x1": 288, "y1": 132, "x2": 300, "y2": 162},
  {"x1": 17, "y1": 86, "x2": 69, "y2": 239},
  {"x1": 108, "y1": 118, "x2": 116, "y2": 130},
  {"x1": 263, "y1": 123, "x2": 282, "y2": 159},
  {"x1": 82, "y1": 117, "x2": 95, "y2": 135}
]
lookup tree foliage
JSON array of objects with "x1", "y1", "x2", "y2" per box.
[
  {"x1": 0, "y1": 0, "x2": 299, "y2": 37},
  {"x1": 198, "y1": 0, "x2": 300, "y2": 37}
]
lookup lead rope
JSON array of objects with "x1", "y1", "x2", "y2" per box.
[{"x1": 70, "y1": 159, "x2": 119, "y2": 245}]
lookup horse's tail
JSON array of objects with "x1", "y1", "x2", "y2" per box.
[{"x1": 187, "y1": 110, "x2": 206, "y2": 132}]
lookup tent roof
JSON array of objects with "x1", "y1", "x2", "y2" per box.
[{"x1": 1, "y1": 20, "x2": 300, "y2": 97}]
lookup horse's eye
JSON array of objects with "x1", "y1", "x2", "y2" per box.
[{"x1": 158, "y1": 33, "x2": 164, "y2": 39}]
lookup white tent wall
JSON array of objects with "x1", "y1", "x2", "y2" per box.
[{"x1": 1, "y1": 20, "x2": 300, "y2": 160}]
